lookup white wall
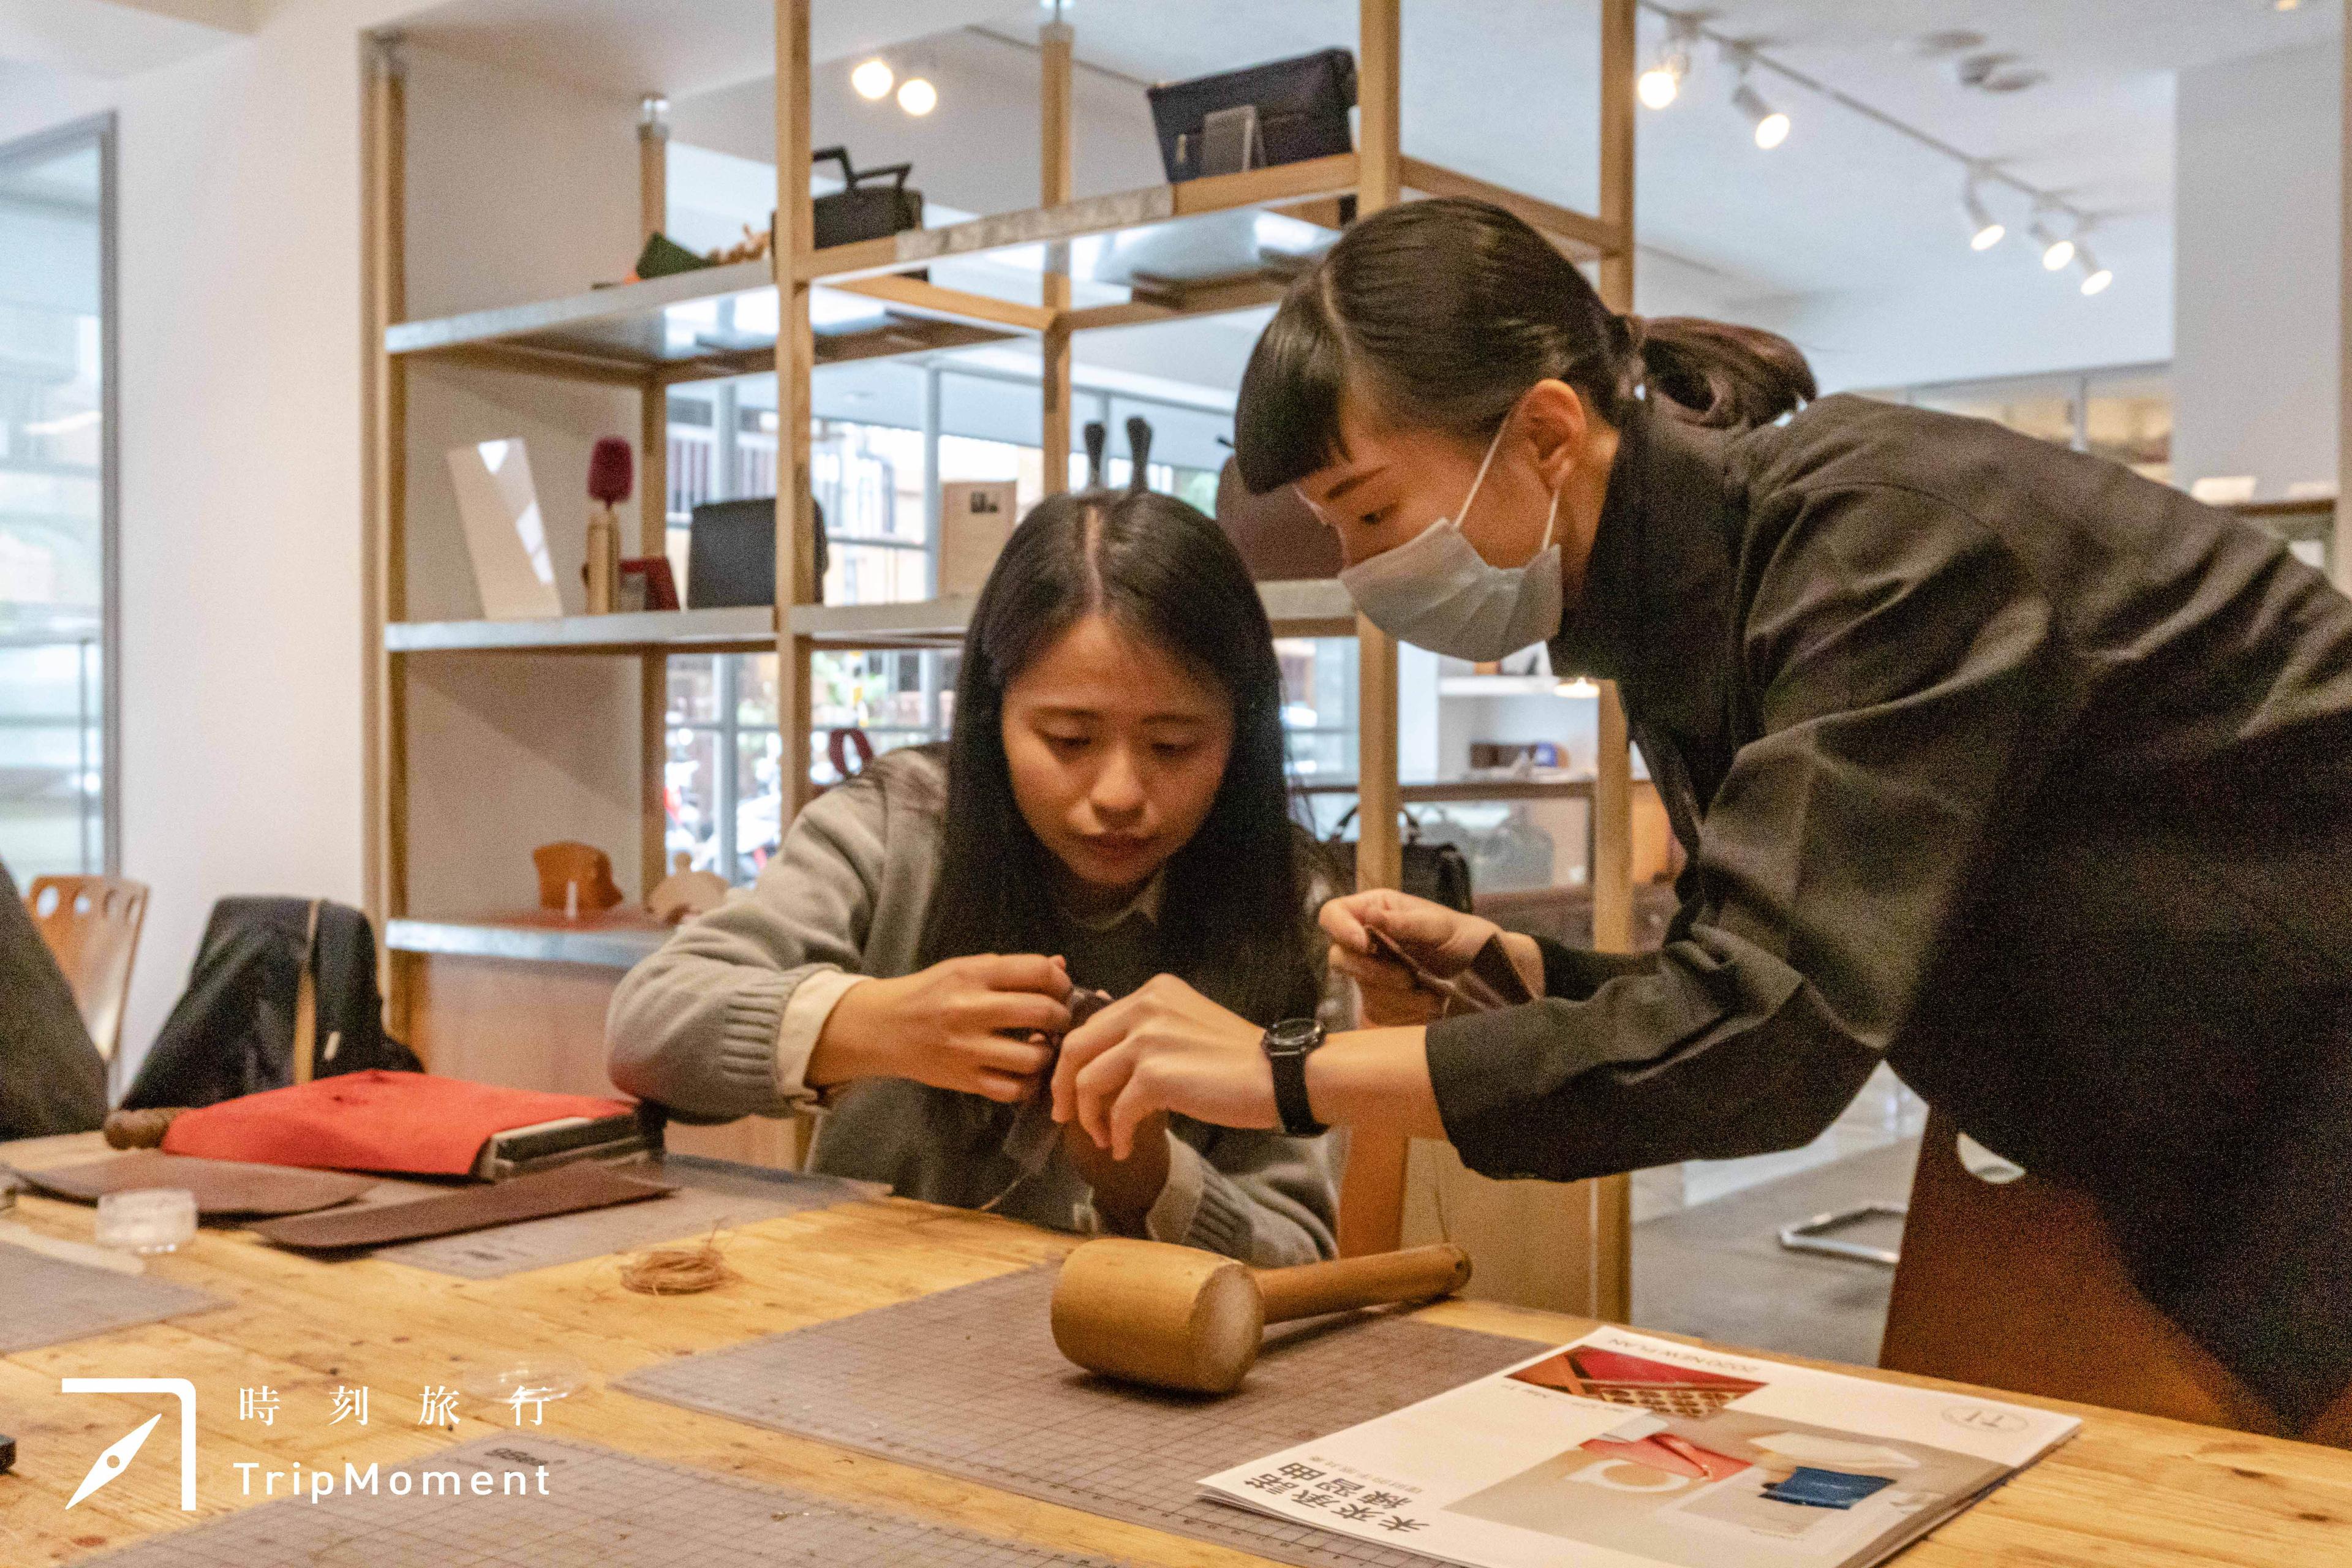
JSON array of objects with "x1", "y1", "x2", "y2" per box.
[
  {"x1": 399, "y1": 43, "x2": 650, "y2": 918},
  {"x1": 0, "y1": 3, "x2": 429, "y2": 1082},
  {"x1": 0, "y1": 2, "x2": 643, "y2": 1081},
  {"x1": 2172, "y1": 40, "x2": 2343, "y2": 502}
]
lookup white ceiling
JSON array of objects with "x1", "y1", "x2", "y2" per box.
[
  {"x1": 0, "y1": 0, "x2": 251, "y2": 78},
  {"x1": 9, "y1": 0, "x2": 2341, "y2": 393}
]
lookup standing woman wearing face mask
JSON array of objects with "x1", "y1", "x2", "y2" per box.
[{"x1": 1054, "y1": 196, "x2": 2352, "y2": 1442}]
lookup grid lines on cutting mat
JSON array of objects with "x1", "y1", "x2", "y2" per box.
[
  {"x1": 0, "y1": 1244, "x2": 228, "y2": 1351},
  {"x1": 612, "y1": 1264, "x2": 1540, "y2": 1568},
  {"x1": 72, "y1": 1434, "x2": 1136, "y2": 1567}
]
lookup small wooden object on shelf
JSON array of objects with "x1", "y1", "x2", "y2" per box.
[
  {"x1": 532, "y1": 842, "x2": 625, "y2": 916},
  {"x1": 647, "y1": 853, "x2": 728, "y2": 925}
]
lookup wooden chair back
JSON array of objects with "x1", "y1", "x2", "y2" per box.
[
  {"x1": 1882, "y1": 1110, "x2": 2284, "y2": 1431},
  {"x1": 24, "y1": 874, "x2": 149, "y2": 1062}
]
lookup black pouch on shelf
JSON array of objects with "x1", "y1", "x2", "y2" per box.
[
  {"x1": 1315, "y1": 806, "x2": 1476, "y2": 914},
  {"x1": 811, "y1": 146, "x2": 923, "y2": 249},
  {"x1": 685, "y1": 497, "x2": 827, "y2": 609},
  {"x1": 1147, "y1": 48, "x2": 1357, "y2": 183}
]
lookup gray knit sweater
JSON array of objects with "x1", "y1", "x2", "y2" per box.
[{"x1": 606, "y1": 746, "x2": 1340, "y2": 1265}]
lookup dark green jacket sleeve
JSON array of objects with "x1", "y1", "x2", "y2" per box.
[{"x1": 1428, "y1": 484, "x2": 2059, "y2": 1182}]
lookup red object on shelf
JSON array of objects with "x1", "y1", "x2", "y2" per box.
[
  {"x1": 587, "y1": 436, "x2": 634, "y2": 504},
  {"x1": 619, "y1": 556, "x2": 679, "y2": 611},
  {"x1": 158, "y1": 1069, "x2": 635, "y2": 1177}
]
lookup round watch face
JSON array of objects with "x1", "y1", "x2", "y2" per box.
[{"x1": 1265, "y1": 1017, "x2": 1322, "y2": 1054}]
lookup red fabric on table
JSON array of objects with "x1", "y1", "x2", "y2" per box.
[{"x1": 159, "y1": 1070, "x2": 633, "y2": 1176}]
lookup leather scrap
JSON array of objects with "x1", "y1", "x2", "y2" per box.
[
  {"x1": 10, "y1": 1150, "x2": 374, "y2": 1216},
  {"x1": 251, "y1": 1161, "x2": 674, "y2": 1252}
]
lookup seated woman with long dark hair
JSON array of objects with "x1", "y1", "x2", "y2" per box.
[{"x1": 608, "y1": 489, "x2": 1338, "y2": 1264}]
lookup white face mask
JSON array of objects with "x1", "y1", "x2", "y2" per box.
[{"x1": 1331, "y1": 415, "x2": 1565, "y2": 662}]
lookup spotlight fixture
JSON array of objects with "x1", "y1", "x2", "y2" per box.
[
  {"x1": 1961, "y1": 175, "x2": 2005, "y2": 251},
  {"x1": 2076, "y1": 245, "x2": 2114, "y2": 296},
  {"x1": 1638, "y1": 14, "x2": 1699, "y2": 110},
  {"x1": 1729, "y1": 55, "x2": 1789, "y2": 149},
  {"x1": 2030, "y1": 206, "x2": 2076, "y2": 271},
  {"x1": 896, "y1": 76, "x2": 938, "y2": 116},
  {"x1": 850, "y1": 58, "x2": 894, "y2": 100}
]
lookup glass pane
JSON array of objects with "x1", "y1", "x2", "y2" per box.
[
  {"x1": 2084, "y1": 369, "x2": 2173, "y2": 483},
  {"x1": 0, "y1": 131, "x2": 108, "y2": 878},
  {"x1": 734, "y1": 728, "x2": 785, "y2": 877},
  {"x1": 664, "y1": 724, "x2": 722, "y2": 874},
  {"x1": 1278, "y1": 637, "x2": 1357, "y2": 780},
  {"x1": 1913, "y1": 376, "x2": 2076, "y2": 448},
  {"x1": 824, "y1": 540, "x2": 929, "y2": 606},
  {"x1": 736, "y1": 653, "x2": 777, "y2": 727},
  {"x1": 666, "y1": 654, "x2": 718, "y2": 725},
  {"x1": 813, "y1": 420, "x2": 925, "y2": 544}
]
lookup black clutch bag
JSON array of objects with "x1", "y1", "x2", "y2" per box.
[{"x1": 1317, "y1": 807, "x2": 1476, "y2": 914}]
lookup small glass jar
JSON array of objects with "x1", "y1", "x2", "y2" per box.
[{"x1": 95, "y1": 1188, "x2": 197, "y2": 1253}]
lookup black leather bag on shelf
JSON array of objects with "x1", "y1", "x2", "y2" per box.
[
  {"x1": 1316, "y1": 806, "x2": 1476, "y2": 914},
  {"x1": 811, "y1": 146, "x2": 923, "y2": 249},
  {"x1": 1146, "y1": 48, "x2": 1358, "y2": 183}
]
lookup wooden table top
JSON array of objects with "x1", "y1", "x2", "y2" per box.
[{"x1": 5, "y1": 1128, "x2": 2350, "y2": 1567}]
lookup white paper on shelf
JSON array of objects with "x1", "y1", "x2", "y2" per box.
[
  {"x1": 1199, "y1": 1324, "x2": 2077, "y2": 1568},
  {"x1": 447, "y1": 438, "x2": 564, "y2": 620}
]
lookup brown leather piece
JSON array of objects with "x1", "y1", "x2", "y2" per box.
[
  {"x1": 251, "y1": 1161, "x2": 674, "y2": 1251},
  {"x1": 10, "y1": 1150, "x2": 375, "y2": 1216}
]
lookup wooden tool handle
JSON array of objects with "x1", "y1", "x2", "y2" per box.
[
  {"x1": 104, "y1": 1107, "x2": 188, "y2": 1149},
  {"x1": 1252, "y1": 1243, "x2": 1472, "y2": 1324}
]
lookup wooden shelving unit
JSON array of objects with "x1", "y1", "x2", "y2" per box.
[{"x1": 362, "y1": 0, "x2": 1641, "y2": 1316}]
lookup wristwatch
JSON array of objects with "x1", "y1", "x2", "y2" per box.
[{"x1": 1261, "y1": 1017, "x2": 1329, "y2": 1137}]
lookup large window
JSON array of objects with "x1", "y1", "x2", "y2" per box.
[{"x1": 0, "y1": 118, "x2": 115, "y2": 880}]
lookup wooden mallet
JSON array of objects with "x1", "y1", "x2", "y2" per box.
[{"x1": 1050, "y1": 1237, "x2": 1473, "y2": 1395}]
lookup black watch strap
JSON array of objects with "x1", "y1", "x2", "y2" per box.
[{"x1": 1262, "y1": 1017, "x2": 1328, "y2": 1137}]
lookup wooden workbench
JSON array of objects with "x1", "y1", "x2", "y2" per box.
[{"x1": 4, "y1": 1129, "x2": 2350, "y2": 1567}]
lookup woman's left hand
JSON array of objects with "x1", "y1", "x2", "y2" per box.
[{"x1": 1051, "y1": 974, "x2": 1276, "y2": 1158}]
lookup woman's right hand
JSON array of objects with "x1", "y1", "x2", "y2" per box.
[
  {"x1": 1319, "y1": 889, "x2": 1538, "y2": 1026},
  {"x1": 810, "y1": 954, "x2": 1072, "y2": 1102}
]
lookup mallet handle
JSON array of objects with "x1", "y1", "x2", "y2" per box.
[{"x1": 1253, "y1": 1243, "x2": 1472, "y2": 1324}]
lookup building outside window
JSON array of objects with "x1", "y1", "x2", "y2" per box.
[{"x1": 0, "y1": 116, "x2": 115, "y2": 881}]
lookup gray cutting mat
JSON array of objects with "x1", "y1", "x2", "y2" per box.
[
  {"x1": 373, "y1": 1156, "x2": 879, "y2": 1279},
  {"x1": 0, "y1": 1242, "x2": 228, "y2": 1352},
  {"x1": 76, "y1": 1434, "x2": 1136, "y2": 1567},
  {"x1": 614, "y1": 1264, "x2": 1541, "y2": 1568}
]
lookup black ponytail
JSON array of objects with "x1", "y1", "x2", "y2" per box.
[{"x1": 1235, "y1": 197, "x2": 1814, "y2": 493}]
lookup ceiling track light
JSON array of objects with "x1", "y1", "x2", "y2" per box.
[
  {"x1": 1638, "y1": 13, "x2": 1700, "y2": 110},
  {"x1": 2075, "y1": 244, "x2": 2114, "y2": 296},
  {"x1": 897, "y1": 75, "x2": 938, "y2": 115},
  {"x1": 1727, "y1": 50, "x2": 1789, "y2": 149},
  {"x1": 2029, "y1": 205, "x2": 2076, "y2": 271},
  {"x1": 850, "y1": 58, "x2": 894, "y2": 101},
  {"x1": 1961, "y1": 172, "x2": 2005, "y2": 251}
]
